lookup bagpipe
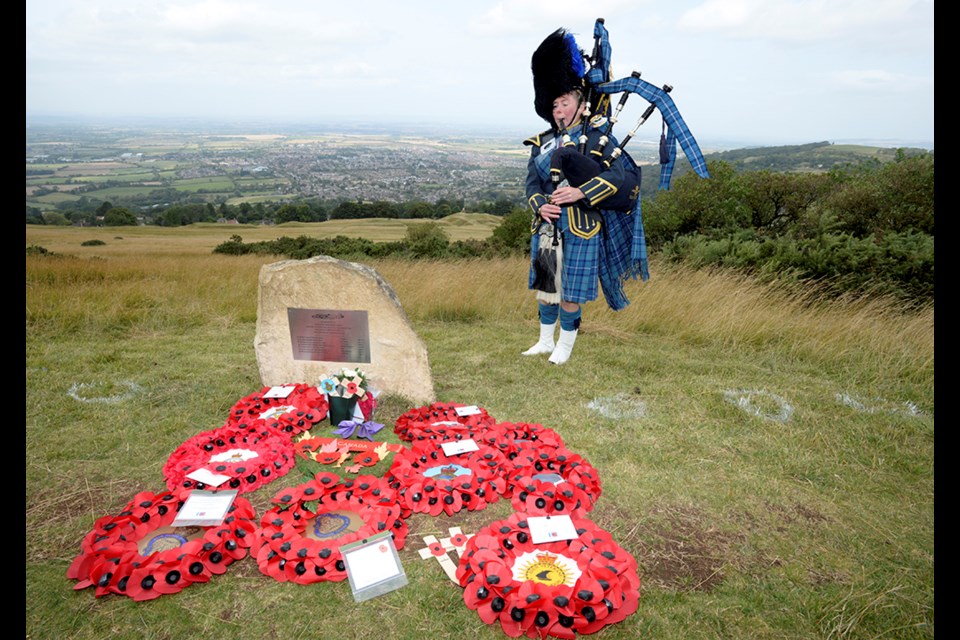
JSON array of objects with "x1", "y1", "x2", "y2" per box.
[{"x1": 547, "y1": 18, "x2": 710, "y2": 202}]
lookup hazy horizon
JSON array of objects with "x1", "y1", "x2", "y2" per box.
[
  {"x1": 27, "y1": 1, "x2": 933, "y2": 152},
  {"x1": 24, "y1": 112, "x2": 934, "y2": 153}
]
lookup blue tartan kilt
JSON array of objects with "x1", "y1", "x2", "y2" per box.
[{"x1": 528, "y1": 208, "x2": 600, "y2": 304}]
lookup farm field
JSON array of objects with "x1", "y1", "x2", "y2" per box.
[
  {"x1": 25, "y1": 214, "x2": 503, "y2": 257},
  {"x1": 25, "y1": 127, "x2": 529, "y2": 213}
]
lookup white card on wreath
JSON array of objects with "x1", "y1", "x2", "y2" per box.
[
  {"x1": 185, "y1": 468, "x2": 231, "y2": 488},
  {"x1": 528, "y1": 515, "x2": 578, "y2": 544},
  {"x1": 263, "y1": 385, "x2": 296, "y2": 399},
  {"x1": 441, "y1": 439, "x2": 479, "y2": 456},
  {"x1": 455, "y1": 405, "x2": 481, "y2": 416},
  {"x1": 172, "y1": 489, "x2": 238, "y2": 527},
  {"x1": 340, "y1": 531, "x2": 408, "y2": 601}
]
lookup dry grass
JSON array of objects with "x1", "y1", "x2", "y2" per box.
[
  {"x1": 25, "y1": 214, "x2": 501, "y2": 257},
  {"x1": 26, "y1": 221, "x2": 933, "y2": 640},
  {"x1": 376, "y1": 258, "x2": 932, "y2": 390}
]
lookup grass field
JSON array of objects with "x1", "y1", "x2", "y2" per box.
[
  {"x1": 25, "y1": 214, "x2": 504, "y2": 255},
  {"x1": 25, "y1": 222, "x2": 933, "y2": 639}
]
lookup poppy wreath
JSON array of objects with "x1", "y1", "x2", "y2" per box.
[
  {"x1": 394, "y1": 402, "x2": 496, "y2": 442},
  {"x1": 456, "y1": 511, "x2": 641, "y2": 639},
  {"x1": 163, "y1": 423, "x2": 296, "y2": 494},
  {"x1": 476, "y1": 422, "x2": 567, "y2": 462},
  {"x1": 250, "y1": 472, "x2": 407, "y2": 584},
  {"x1": 225, "y1": 383, "x2": 329, "y2": 437},
  {"x1": 503, "y1": 445, "x2": 602, "y2": 511},
  {"x1": 400, "y1": 420, "x2": 488, "y2": 446},
  {"x1": 385, "y1": 440, "x2": 507, "y2": 517},
  {"x1": 66, "y1": 488, "x2": 257, "y2": 601}
]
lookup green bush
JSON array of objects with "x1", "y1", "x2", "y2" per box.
[
  {"x1": 489, "y1": 207, "x2": 533, "y2": 254},
  {"x1": 661, "y1": 230, "x2": 933, "y2": 302},
  {"x1": 403, "y1": 222, "x2": 449, "y2": 258},
  {"x1": 81, "y1": 239, "x2": 106, "y2": 246},
  {"x1": 103, "y1": 207, "x2": 138, "y2": 226},
  {"x1": 212, "y1": 235, "x2": 248, "y2": 255}
]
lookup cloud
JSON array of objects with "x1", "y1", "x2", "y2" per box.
[
  {"x1": 29, "y1": 1, "x2": 377, "y2": 67},
  {"x1": 829, "y1": 68, "x2": 931, "y2": 92},
  {"x1": 469, "y1": 0, "x2": 645, "y2": 36},
  {"x1": 678, "y1": 0, "x2": 932, "y2": 45}
]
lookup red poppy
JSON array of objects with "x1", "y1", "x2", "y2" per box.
[
  {"x1": 250, "y1": 472, "x2": 408, "y2": 585},
  {"x1": 456, "y1": 511, "x2": 640, "y2": 639},
  {"x1": 385, "y1": 441, "x2": 506, "y2": 518},
  {"x1": 428, "y1": 541, "x2": 446, "y2": 556},
  {"x1": 354, "y1": 451, "x2": 380, "y2": 467},
  {"x1": 449, "y1": 533, "x2": 469, "y2": 548},
  {"x1": 315, "y1": 451, "x2": 344, "y2": 465},
  {"x1": 66, "y1": 488, "x2": 257, "y2": 601},
  {"x1": 394, "y1": 402, "x2": 496, "y2": 441},
  {"x1": 225, "y1": 384, "x2": 329, "y2": 437},
  {"x1": 163, "y1": 423, "x2": 296, "y2": 495}
]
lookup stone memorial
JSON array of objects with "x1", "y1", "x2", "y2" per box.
[{"x1": 254, "y1": 256, "x2": 435, "y2": 405}]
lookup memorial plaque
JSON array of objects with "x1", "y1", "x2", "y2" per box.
[{"x1": 288, "y1": 308, "x2": 371, "y2": 363}]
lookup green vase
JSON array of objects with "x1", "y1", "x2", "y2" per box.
[{"x1": 328, "y1": 395, "x2": 359, "y2": 426}]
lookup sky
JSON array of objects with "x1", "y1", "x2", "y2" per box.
[{"x1": 26, "y1": 0, "x2": 934, "y2": 149}]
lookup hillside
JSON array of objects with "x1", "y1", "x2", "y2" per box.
[
  {"x1": 699, "y1": 141, "x2": 928, "y2": 172},
  {"x1": 27, "y1": 123, "x2": 934, "y2": 219}
]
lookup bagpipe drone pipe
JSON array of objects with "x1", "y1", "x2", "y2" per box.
[{"x1": 551, "y1": 18, "x2": 710, "y2": 197}]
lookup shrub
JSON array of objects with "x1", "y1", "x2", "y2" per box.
[
  {"x1": 489, "y1": 207, "x2": 532, "y2": 254},
  {"x1": 81, "y1": 239, "x2": 106, "y2": 246},
  {"x1": 404, "y1": 222, "x2": 449, "y2": 258},
  {"x1": 213, "y1": 234, "x2": 249, "y2": 255}
]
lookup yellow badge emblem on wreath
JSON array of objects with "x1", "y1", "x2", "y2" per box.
[{"x1": 513, "y1": 551, "x2": 581, "y2": 586}]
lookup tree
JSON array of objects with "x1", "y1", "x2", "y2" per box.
[
  {"x1": 161, "y1": 208, "x2": 185, "y2": 227},
  {"x1": 403, "y1": 201, "x2": 435, "y2": 219},
  {"x1": 740, "y1": 171, "x2": 832, "y2": 236},
  {"x1": 26, "y1": 206, "x2": 46, "y2": 225},
  {"x1": 275, "y1": 204, "x2": 311, "y2": 223},
  {"x1": 95, "y1": 201, "x2": 114, "y2": 217},
  {"x1": 103, "y1": 207, "x2": 138, "y2": 226},
  {"x1": 42, "y1": 211, "x2": 71, "y2": 226},
  {"x1": 489, "y1": 198, "x2": 516, "y2": 216},
  {"x1": 331, "y1": 201, "x2": 361, "y2": 219},
  {"x1": 642, "y1": 160, "x2": 748, "y2": 247}
]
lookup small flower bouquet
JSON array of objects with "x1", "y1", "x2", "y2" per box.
[{"x1": 319, "y1": 368, "x2": 378, "y2": 425}]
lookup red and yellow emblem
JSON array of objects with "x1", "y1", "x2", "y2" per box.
[{"x1": 511, "y1": 551, "x2": 581, "y2": 586}]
